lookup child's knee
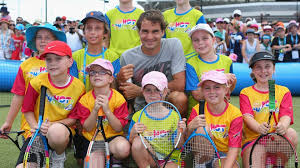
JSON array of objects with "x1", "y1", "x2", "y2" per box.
[
  {"x1": 47, "y1": 123, "x2": 70, "y2": 147},
  {"x1": 286, "y1": 128, "x2": 298, "y2": 146},
  {"x1": 113, "y1": 137, "x2": 130, "y2": 158}
]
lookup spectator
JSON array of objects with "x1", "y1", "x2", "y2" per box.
[
  {"x1": 242, "y1": 29, "x2": 260, "y2": 63},
  {"x1": 207, "y1": 18, "x2": 214, "y2": 29},
  {"x1": 263, "y1": 25, "x2": 273, "y2": 37},
  {"x1": 8, "y1": 21, "x2": 15, "y2": 33},
  {"x1": 66, "y1": 21, "x2": 83, "y2": 52},
  {"x1": 232, "y1": 9, "x2": 243, "y2": 26},
  {"x1": 11, "y1": 24, "x2": 25, "y2": 60},
  {"x1": 286, "y1": 20, "x2": 300, "y2": 62},
  {"x1": 62, "y1": 16, "x2": 67, "y2": 24},
  {"x1": 261, "y1": 19, "x2": 269, "y2": 29},
  {"x1": 228, "y1": 20, "x2": 245, "y2": 63},
  {"x1": 214, "y1": 31, "x2": 227, "y2": 55},
  {"x1": 260, "y1": 34, "x2": 272, "y2": 52},
  {"x1": 0, "y1": 18, "x2": 13, "y2": 60},
  {"x1": 33, "y1": 19, "x2": 42, "y2": 26},
  {"x1": 117, "y1": 10, "x2": 187, "y2": 117},
  {"x1": 271, "y1": 26, "x2": 292, "y2": 62},
  {"x1": 215, "y1": 18, "x2": 226, "y2": 40},
  {"x1": 55, "y1": 16, "x2": 64, "y2": 31},
  {"x1": 163, "y1": 0, "x2": 206, "y2": 59},
  {"x1": 0, "y1": 7, "x2": 11, "y2": 20},
  {"x1": 16, "y1": 17, "x2": 23, "y2": 24}
]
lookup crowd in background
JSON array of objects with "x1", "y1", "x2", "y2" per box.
[{"x1": 0, "y1": 6, "x2": 300, "y2": 63}]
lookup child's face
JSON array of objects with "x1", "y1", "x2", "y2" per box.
[
  {"x1": 175, "y1": 0, "x2": 189, "y2": 6},
  {"x1": 216, "y1": 37, "x2": 221, "y2": 42},
  {"x1": 35, "y1": 29, "x2": 56, "y2": 53},
  {"x1": 143, "y1": 84, "x2": 165, "y2": 103},
  {"x1": 191, "y1": 30, "x2": 215, "y2": 56},
  {"x1": 264, "y1": 30, "x2": 272, "y2": 35},
  {"x1": 119, "y1": 0, "x2": 132, "y2": 3},
  {"x1": 201, "y1": 80, "x2": 227, "y2": 105},
  {"x1": 247, "y1": 33, "x2": 255, "y2": 40},
  {"x1": 252, "y1": 60, "x2": 275, "y2": 84},
  {"x1": 45, "y1": 54, "x2": 73, "y2": 77},
  {"x1": 263, "y1": 38, "x2": 270, "y2": 44},
  {"x1": 84, "y1": 19, "x2": 106, "y2": 45},
  {"x1": 89, "y1": 65, "x2": 113, "y2": 88}
]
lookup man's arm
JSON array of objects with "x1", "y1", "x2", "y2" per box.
[{"x1": 168, "y1": 71, "x2": 185, "y2": 92}]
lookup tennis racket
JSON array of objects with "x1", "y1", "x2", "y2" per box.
[
  {"x1": 23, "y1": 85, "x2": 49, "y2": 168},
  {"x1": 84, "y1": 114, "x2": 110, "y2": 168},
  {"x1": 178, "y1": 100, "x2": 221, "y2": 168},
  {"x1": 249, "y1": 80, "x2": 299, "y2": 168},
  {"x1": 138, "y1": 100, "x2": 183, "y2": 168},
  {"x1": 0, "y1": 130, "x2": 25, "y2": 150}
]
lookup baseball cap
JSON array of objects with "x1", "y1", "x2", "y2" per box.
[
  {"x1": 275, "y1": 26, "x2": 285, "y2": 32},
  {"x1": 81, "y1": 11, "x2": 106, "y2": 24},
  {"x1": 141, "y1": 71, "x2": 168, "y2": 91},
  {"x1": 15, "y1": 24, "x2": 25, "y2": 31},
  {"x1": 40, "y1": 41, "x2": 72, "y2": 59},
  {"x1": 216, "y1": 18, "x2": 224, "y2": 23},
  {"x1": 198, "y1": 70, "x2": 227, "y2": 87},
  {"x1": 263, "y1": 25, "x2": 272, "y2": 31},
  {"x1": 86, "y1": 58, "x2": 114, "y2": 75},
  {"x1": 250, "y1": 24, "x2": 258, "y2": 30},
  {"x1": 223, "y1": 18, "x2": 230, "y2": 24},
  {"x1": 206, "y1": 18, "x2": 212, "y2": 23},
  {"x1": 62, "y1": 16, "x2": 67, "y2": 21},
  {"x1": 214, "y1": 31, "x2": 223, "y2": 40},
  {"x1": 0, "y1": 18, "x2": 9, "y2": 24},
  {"x1": 232, "y1": 9, "x2": 242, "y2": 17},
  {"x1": 246, "y1": 29, "x2": 255, "y2": 34},
  {"x1": 189, "y1": 23, "x2": 214, "y2": 38},
  {"x1": 249, "y1": 51, "x2": 275, "y2": 68},
  {"x1": 288, "y1": 20, "x2": 298, "y2": 29},
  {"x1": 26, "y1": 23, "x2": 66, "y2": 51}
]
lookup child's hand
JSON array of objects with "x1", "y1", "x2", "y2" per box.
[
  {"x1": 178, "y1": 118, "x2": 187, "y2": 133},
  {"x1": 132, "y1": 122, "x2": 146, "y2": 135},
  {"x1": 96, "y1": 95, "x2": 109, "y2": 114},
  {"x1": 40, "y1": 120, "x2": 50, "y2": 136},
  {"x1": 257, "y1": 122, "x2": 270, "y2": 135},
  {"x1": 274, "y1": 122, "x2": 286, "y2": 135},
  {"x1": 188, "y1": 115, "x2": 206, "y2": 130},
  {"x1": 225, "y1": 73, "x2": 236, "y2": 86}
]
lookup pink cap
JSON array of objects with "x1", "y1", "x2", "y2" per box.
[
  {"x1": 216, "y1": 18, "x2": 224, "y2": 23},
  {"x1": 250, "y1": 24, "x2": 258, "y2": 29},
  {"x1": 198, "y1": 70, "x2": 227, "y2": 87},
  {"x1": 142, "y1": 71, "x2": 168, "y2": 91},
  {"x1": 85, "y1": 58, "x2": 114, "y2": 75}
]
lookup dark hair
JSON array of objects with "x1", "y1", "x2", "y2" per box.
[{"x1": 136, "y1": 10, "x2": 167, "y2": 31}]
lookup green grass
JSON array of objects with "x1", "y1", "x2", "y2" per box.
[{"x1": 0, "y1": 96, "x2": 299, "y2": 167}]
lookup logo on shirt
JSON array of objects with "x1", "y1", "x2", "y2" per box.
[
  {"x1": 112, "y1": 19, "x2": 137, "y2": 30},
  {"x1": 252, "y1": 100, "x2": 279, "y2": 113},
  {"x1": 144, "y1": 129, "x2": 171, "y2": 141},
  {"x1": 46, "y1": 93, "x2": 74, "y2": 111},
  {"x1": 210, "y1": 124, "x2": 228, "y2": 138},
  {"x1": 28, "y1": 67, "x2": 47, "y2": 78},
  {"x1": 167, "y1": 22, "x2": 191, "y2": 33}
]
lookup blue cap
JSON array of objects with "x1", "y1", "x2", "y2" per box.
[
  {"x1": 262, "y1": 34, "x2": 271, "y2": 40},
  {"x1": 81, "y1": 11, "x2": 106, "y2": 24},
  {"x1": 15, "y1": 24, "x2": 25, "y2": 31},
  {"x1": 25, "y1": 23, "x2": 66, "y2": 51},
  {"x1": 246, "y1": 28, "x2": 255, "y2": 34}
]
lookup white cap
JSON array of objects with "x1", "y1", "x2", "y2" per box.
[
  {"x1": 232, "y1": 9, "x2": 242, "y2": 17},
  {"x1": 223, "y1": 18, "x2": 230, "y2": 24},
  {"x1": 189, "y1": 23, "x2": 214, "y2": 38}
]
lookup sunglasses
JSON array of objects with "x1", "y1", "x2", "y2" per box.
[
  {"x1": 261, "y1": 24, "x2": 269, "y2": 27},
  {"x1": 217, "y1": 21, "x2": 225, "y2": 24},
  {"x1": 89, "y1": 70, "x2": 112, "y2": 76},
  {"x1": 234, "y1": 14, "x2": 241, "y2": 17},
  {"x1": 9, "y1": 24, "x2": 15, "y2": 26}
]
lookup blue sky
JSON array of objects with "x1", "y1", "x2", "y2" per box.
[{"x1": 6, "y1": 0, "x2": 143, "y2": 24}]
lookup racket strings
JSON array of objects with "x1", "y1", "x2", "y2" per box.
[
  {"x1": 252, "y1": 134, "x2": 295, "y2": 167},
  {"x1": 26, "y1": 136, "x2": 47, "y2": 168},
  {"x1": 141, "y1": 102, "x2": 181, "y2": 160},
  {"x1": 181, "y1": 136, "x2": 216, "y2": 168}
]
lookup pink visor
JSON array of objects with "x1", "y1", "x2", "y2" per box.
[{"x1": 198, "y1": 70, "x2": 228, "y2": 87}]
